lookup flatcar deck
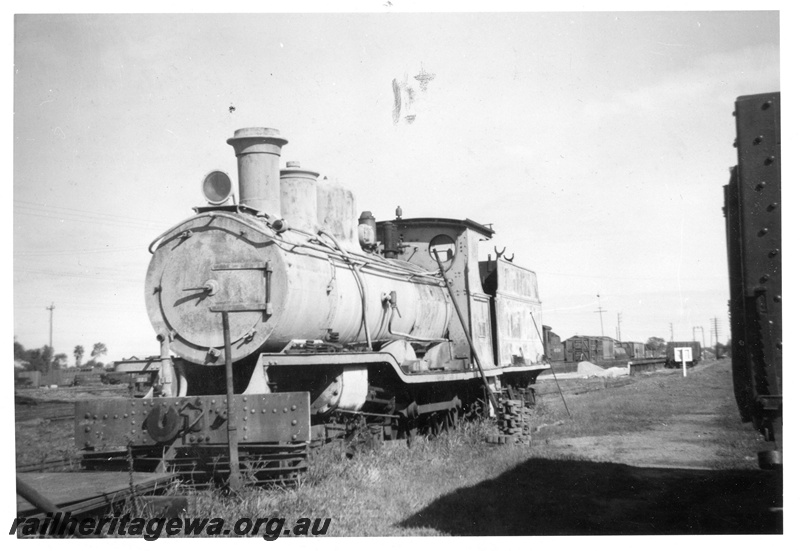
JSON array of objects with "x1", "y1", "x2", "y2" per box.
[{"x1": 16, "y1": 471, "x2": 176, "y2": 517}]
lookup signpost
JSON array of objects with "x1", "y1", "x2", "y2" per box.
[{"x1": 674, "y1": 347, "x2": 693, "y2": 377}]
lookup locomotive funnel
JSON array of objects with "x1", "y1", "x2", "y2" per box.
[{"x1": 227, "y1": 128, "x2": 288, "y2": 216}]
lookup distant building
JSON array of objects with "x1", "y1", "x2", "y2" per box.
[
  {"x1": 621, "y1": 341, "x2": 646, "y2": 359},
  {"x1": 563, "y1": 335, "x2": 616, "y2": 364}
]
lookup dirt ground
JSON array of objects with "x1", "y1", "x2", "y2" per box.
[
  {"x1": 532, "y1": 360, "x2": 774, "y2": 469},
  {"x1": 401, "y1": 359, "x2": 783, "y2": 535}
]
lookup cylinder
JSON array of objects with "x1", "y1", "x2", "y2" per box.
[
  {"x1": 280, "y1": 161, "x2": 320, "y2": 234},
  {"x1": 226, "y1": 128, "x2": 288, "y2": 216}
]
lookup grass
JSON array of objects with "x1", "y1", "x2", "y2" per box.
[{"x1": 167, "y1": 418, "x2": 544, "y2": 536}]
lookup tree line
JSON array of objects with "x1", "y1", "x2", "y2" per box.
[{"x1": 14, "y1": 338, "x2": 108, "y2": 373}]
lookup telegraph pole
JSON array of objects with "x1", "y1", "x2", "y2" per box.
[
  {"x1": 711, "y1": 317, "x2": 721, "y2": 359},
  {"x1": 595, "y1": 295, "x2": 606, "y2": 337},
  {"x1": 616, "y1": 312, "x2": 622, "y2": 341},
  {"x1": 669, "y1": 322, "x2": 674, "y2": 341},
  {"x1": 46, "y1": 303, "x2": 55, "y2": 349},
  {"x1": 693, "y1": 326, "x2": 705, "y2": 359}
]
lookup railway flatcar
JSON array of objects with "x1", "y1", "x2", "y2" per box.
[
  {"x1": 75, "y1": 127, "x2": 550, "y2": 486},
  {"x1": 723, "y1": 92, "x2": 782, "y2": 468}
]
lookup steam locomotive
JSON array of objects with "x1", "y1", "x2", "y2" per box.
[
  {"x1": 723, "y1": 93, "x2": 782, "y2": 468},
  {"x1": 76, "y1": 127, "x2": 549, "y2": 484}
]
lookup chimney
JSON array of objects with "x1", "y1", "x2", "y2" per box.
[{"x1": 227, "y1": 127, "x2": 288, "y2": 216}]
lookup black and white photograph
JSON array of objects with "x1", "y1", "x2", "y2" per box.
[{"x1": 9, "y1": 3, "x2": 785, "y2": 540}]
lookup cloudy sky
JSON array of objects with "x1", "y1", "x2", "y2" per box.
[{"x1": 11, "y1": 7, "x2": 783, "y2": 363}]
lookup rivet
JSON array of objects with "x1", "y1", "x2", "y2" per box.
[
  {"x1": 758, "y1": 227, "x2": 769, "y2": 236},
  {"x1": 131, "y1": 420, "x2": 136, "y2": 425},
  {"x1": 243, "y1": 435, "x2": 248, "y2": 440},
  {"x1": 760, "y1": 274, "x2": 770, "y2": 283},
  {"x1": 243, "y1": 416, "x2": 248, "y2": 421},
  {"x1": 114, "y1": 415, "x2": 119, "y2": 419},
  {"x1": 765, "y1": 156, "x2": 775, "y2": 165},
  {"x1": 211, "y1": 399, "x2": 216, "y2": 404},
  {"x1": 762, "y1": 100, "x2": 772, "y2": 110},
  {"x1": 262, "y1": 409, "x2": 267, "y2": 414},
  {"x1": 283, "y1": 407, "x2": 288, "y2": 413},
  {"x1": 205, "y1": 436, "x2": 211, "y2": 442},
  {"x1": 243, "y1": 426, "x2": 247, "y2": 431},
  {"x1": 767, "y1": 202, "x2": 778, "y2": 211},
  {"x1": 84, "y1": 427, "x2": 91, "y2": 433},
  {"x1": 291, "y1": 420, "x2": 297, "y2": 426},
  {"x1": 243, "y1": 397, "x2": 247, "y2": 402},
  {"x1": 768, "y1": 249, "x2": 779, "y2": 258},
  {"x1": 84, "y1": 413, "x2": 91, "y2": 419},
  {"x1": 123, "y1": 414, "x2": 128, "y2": 419},
  {"x1": 273, "y1": 408, "x2": 277, "y2": 414},
  {"x1": 251, "y1": 409, "x2": 256, "y2": 414},
  {"x1": 753, "y1": 135, "x2": 763, "y2": 145},
  {"x1": 774, "y1": 295, "x2": 781, "y2": 303},
  {"x1": 291, "y1": 434, "x2": 297, "y2": 441},
  {"x1": 291, "y1": 405, "x2": 297, "y2": 411},
  {"x1": 756, "y1": 181, "x2": 766, "y2": 191}
]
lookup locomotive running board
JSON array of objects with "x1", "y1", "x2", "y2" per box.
[
  {"x1": 260, "y1": 351, "x2": 504, "y2": 383},
  {"x1": 259, "y1": 351, "x2": 548, "y2": 383}
]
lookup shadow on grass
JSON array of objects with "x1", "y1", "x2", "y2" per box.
[{"x1": 397, "y1": 456, "x2": 781, "y2": 535}]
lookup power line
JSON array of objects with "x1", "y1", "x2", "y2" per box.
[
  {"x1": 14, "y1": 245, "x2": 143, "y2": 257},
  {"x1": 14, "y1": 199, "x2": 167, "y2": 226}
]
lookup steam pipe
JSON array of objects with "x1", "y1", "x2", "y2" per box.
[{"x1": 433, "y1": 251, "x2": 499, "y2": 412}]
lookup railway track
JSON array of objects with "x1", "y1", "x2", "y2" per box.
[
  {"x1": 15, "y1": 402, "x2": 75, "y2": 423},
  {"x1": 17, "y1": 457, "x2": 76, "y2": 473}
]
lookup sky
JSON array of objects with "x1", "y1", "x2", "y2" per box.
[{"x1": 10, "y1": 6, "x2": 785, "y2": 365}]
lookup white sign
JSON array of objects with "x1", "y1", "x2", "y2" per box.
[{"x1": 674, "y1": 347, "x2": 693, "y2": 363}]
